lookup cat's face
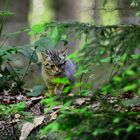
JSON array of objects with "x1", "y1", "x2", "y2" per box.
[{"x1": 41, "y1": 49, "x2": 67, "y2": 75}]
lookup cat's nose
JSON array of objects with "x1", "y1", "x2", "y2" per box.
[{"x1": 55, "y1": 67, "x2": 59, "y2": 72}]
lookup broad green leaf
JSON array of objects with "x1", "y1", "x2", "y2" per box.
[
  {"x1": 34, "y1": 37, "x2": 53, "y2": 51},
  {"x1": 26, "y1": 85, "x2": 45, "y2": 97},
  {"x1": 20, "y1": 45, "x2": 38, "y2": 62}
]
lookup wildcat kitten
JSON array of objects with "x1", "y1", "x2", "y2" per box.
[{"x1": 41, "y1": 49, "x2": 76, "y2": 94}]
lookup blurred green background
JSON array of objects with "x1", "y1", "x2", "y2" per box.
[{"x1": 0, "y1": 0, "x2": 139, "y2": 88}]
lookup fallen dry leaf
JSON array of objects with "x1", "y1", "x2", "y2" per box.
[
  {"x1": 34, "y1": 116, "x2": 44, "y2": 127},
  {"x1": 20, "y1": 122, "x2": 34, "y2": 140},
  {"x1": 19, "y1": 115, "x2": 44, "y2": 140},
  {"x1": 15, "y1": 113, "x2": 21, "y2": 119},
  {"x1": 75, "y1": 98, "x2": 87, "y2": 105},
  {"x1": 50, "y1": 110, "x2": 59, "y2": 121}
]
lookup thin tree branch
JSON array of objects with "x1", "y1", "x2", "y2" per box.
[
  {"x1": 0, "y1": 37, "x2": 8, "y2": 49},
  {"x1": 7, "y1": 62, "x2": 20, "y2": 81}
]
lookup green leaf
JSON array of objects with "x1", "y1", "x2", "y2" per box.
[
  {"x1": 102, "y1": 84, "x2": 111, "y2": 93},
  {"x1": 5, "y1": 27, "x2": 29, "y2": 38},
  {"x1": 50, "y1": 27, "x2": 61, "y2": 46},
  {"x1": 127, "y1": 125, "x2": 135, "y2": 133},
  {"x1": 100, "y1": 57, "x2": 111, "y2": 63},
  {"x1": 85, "y1": 83, "x2": 91, "y2": 89},
  {"x1": 121, "y1": 97, "x2": 140, "y2": 107},
  {"x1": 113, "y1": 117, "x2": 121, "y2": 123},
  {"x1": 26, "y1": 85, "x2": 45, "y2": 97},
  {"x1": 131, "y1": 54, "x2": 140, "y2": 59},
  {"x1": 123, "y1": 84, "x2": 137, "y2": 92},
  {"x1": 125, "y1": 69, "x2": 135, "y2": 76},
  {"x1": 114, "y1": 129, "x2": 121, "y2": 136},
  {"x1": 113, "y1": 76, "x2": 122, "y2": 83},
  {"x1": 0, "y1": 48, "x2": 18, "y2": 56},
  {"x1": 92, "y1": 128, "x2": 107, "y2": 136},
  {"x1": 34, "y1": 37, "x2": 53, "y2": 51},
  {"x1": 121, "y1": 53, "x2": 127, "y2": 61},
  {"x1": 67, "y1": 51, "x2": 79, "y2": 61},
  {"x1": 131, "y1": 1, "x2": 138, "y2": 7},
  {"x1": 81, "y1": 89, "x2": 92, "y2": 95},
  {"x1": 10, "y1": 102, "x2": 26, "y2": 113},
  {"x1": 29, "y1": 24, "x2": 45, "y2": 35},
  {"x1": 82, "y1": 42, "x2": 90, "y2": 48},
  {"x1": 40, "y1": 122, "x2": 59, "y2": 134},
  {"x1": 61, "y1": 34, "x2": 68, "y2": 45},
  {"x1": 136, "y1": 11, "x2": 140, "y2": 16},
  {"x1": 0, "y1": 10, "x2": 15, "y2": 17},
  {"x1": 52, "y1": 77, "x2": 70, "y2": 84},
  {"x1": 63, "y1": 86, "x2": 71, "y2": 93},
  {"x1": 20, "y1": 45, "x2": 38, "y2": 63},
  {"x1": 41, "y1": 97, "x2": 59, "y2": 107}
]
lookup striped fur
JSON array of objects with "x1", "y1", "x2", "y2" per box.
[{"x1": 41, "y1": 49, "x2": 76, "y2": 94}]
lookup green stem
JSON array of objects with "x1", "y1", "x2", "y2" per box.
[
  {"x1": 21, "y1": 46, "x2": 37, "y2": 81},
  {"x1": 7, "y1": 62, "x2": 20, "y2": 81}
]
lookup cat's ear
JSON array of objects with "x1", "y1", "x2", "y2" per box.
[
  {"x1": 41, "y1": 51, "x2": 50, "y2": 60},
  {"x1": 61, "y1": 47, "x2": 68, "y2": 56}
]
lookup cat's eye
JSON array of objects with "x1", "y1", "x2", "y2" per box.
[{"x1": 51, "y1": 65, "x2": 55, "y2": 68}]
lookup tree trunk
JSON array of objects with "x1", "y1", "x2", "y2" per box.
[
  {"x1": 93, "y1": 0, "x2": 101, "y2": 25},
  {"x1": 54, "y1": 0, "x2": 80, "y2": 21}
]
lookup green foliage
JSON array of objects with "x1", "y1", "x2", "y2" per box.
[
  {"x1": 29, "y1": 24, "x2": 45, "y2": 35},
  {"x1": 1, "y1": 4, "x2": 140, "y2": 139},
  {"x1": 0, "y1": 10, "x2": 14, "y2": 17},
  {"x1": 52, "y1": 77, "x2": 70, "y2": 84},
  {"x1": 26, "y1": 85, "x2": 45, "y2": 97},
  {"x1": 0, "y1": 102, "x2": 26, "y2": 116},
  {"x1": 29, "y1": 22, "x2": 140, "y2": 139}
]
